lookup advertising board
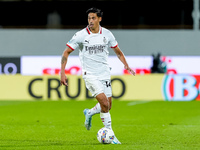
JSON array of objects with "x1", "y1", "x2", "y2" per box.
[
  {"x1": 0, "y1": 57, "x2": 21, "y2": 74},
  {"x1": 21, "y1": 56, "x2": 200, "y2": 75},
  {"x1": 0, "y1": 75, "x2": 163, "y2": 101},
  {"x1": 163, "y1": 74, "x2": 200, "y2": 101},
  {"x1": 1, "y1": 74, "x2": 200, "y2": 101}
]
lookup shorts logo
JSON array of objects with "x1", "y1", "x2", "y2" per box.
[{"x1": 90, "y1": 86, "x2": 95, "y2": 92}]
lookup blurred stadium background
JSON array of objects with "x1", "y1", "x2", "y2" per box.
[
  {"x1": 1, "y1": 1, "x2": 200, "y2": 149},
  {"x1": 0, "y1": 0, "x2": 200, "y2": 101}
]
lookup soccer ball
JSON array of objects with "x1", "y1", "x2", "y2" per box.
[{"x1": 97, "y1": 127, "x2": 115, "y2": 144}]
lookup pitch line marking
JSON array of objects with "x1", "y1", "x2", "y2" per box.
[{"x1": 127, "y1": 101, "x2": 152, "y2": 106}]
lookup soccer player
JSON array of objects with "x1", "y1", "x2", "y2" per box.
[{"x1": 60, "y1": 7, "x2": 135, "y2": 144}]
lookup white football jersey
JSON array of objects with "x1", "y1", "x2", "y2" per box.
[{"x1": 66, "y1": 26, "x2": 118, "y2": 80}]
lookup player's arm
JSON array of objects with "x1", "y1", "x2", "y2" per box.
[
  {"x1": 60, "y1": 47, "x2": 73, "y2": 86},
  {"x1": 112, "y1": 46, "x2": 136, "y2": 76}
]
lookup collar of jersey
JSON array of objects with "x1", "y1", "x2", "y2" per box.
[{"x1": 86, "y1": 26, "x2": 102, "y2": 35}]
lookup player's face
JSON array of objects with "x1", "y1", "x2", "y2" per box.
[{"x1": 88, "y1": 13, "x2": 102, "y2": 30}]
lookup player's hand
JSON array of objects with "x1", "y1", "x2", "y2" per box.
[
  {"x1": 60, "y1": 73, "x2": 68, "y2": 86},
  {"x1": 124, "y1": 65, "x2": 136, "y2": 76}
]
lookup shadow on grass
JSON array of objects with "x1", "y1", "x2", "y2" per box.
[{"x1": 0, "y1": 139, "x2": 103, "y2": 148}]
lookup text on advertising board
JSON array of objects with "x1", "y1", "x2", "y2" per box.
[{"x1": 163, "y1": 75, "x2": 200, "y2": 101}]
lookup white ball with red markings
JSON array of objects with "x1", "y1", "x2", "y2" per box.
[{"x1": 97, "y1": 127, "x2": 114, "y2": 144}]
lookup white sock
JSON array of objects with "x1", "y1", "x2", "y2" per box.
[
  {"x1": 88, "y1": 103, "x2": 101, "y2": 116},
  {"x1": 100, "y1": 112, "x2": 112, "y2": 129}
]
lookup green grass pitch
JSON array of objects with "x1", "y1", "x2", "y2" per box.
[{"x1": 0, "y1": 100, "x2": 200, "y2": 150}]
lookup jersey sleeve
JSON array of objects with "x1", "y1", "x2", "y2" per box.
[
  {"x1": 108, "y1": 31, "x2": 118, "y2": 48},
  {"x1": 66, "y1": 32, "x2": 80, "y2": 50}
]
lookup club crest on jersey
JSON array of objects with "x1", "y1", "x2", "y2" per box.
[{"x1": 85, "y1": 45, "x2": 106, "y2": 54}]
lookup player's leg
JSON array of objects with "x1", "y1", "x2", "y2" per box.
[
  {"x1": 96, "y1": 80, "x2": 113, "y2": 129},
  {"x1": 83, "y1": 79, "x2": 104, "y2": 130},
  {"x1": 86, "y1": 103, "x2": 101, "y2": 116},
  {"x1": 96, "y1": 93, "x2": 121, "y2": 144},
  {"x1": 84, "y1": 95, "x2": 111, "y2": 130},
  {"x1": 104, "y1": 96, "x2": 121, "y2": 144},
  {"x1": 96, "y1": 93, "x2": 111, "y2": 129},
  {"x1": 86, "y1": 96, "x2": 111, "y2": 116},
  {"x1": 83, "y1": 102, "x2": 101, "y2": 130}
]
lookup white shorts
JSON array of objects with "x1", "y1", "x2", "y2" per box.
[{"x1": 84, "y1": 78, "x2": 112, "y2": 97}]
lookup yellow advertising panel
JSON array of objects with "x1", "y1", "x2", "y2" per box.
[
  {"x1": 113, "y1": 75, "x2": 164, "y2": 100},
  {"x1": 0, "y1": 75, "x2": 164, "y2": 101}
]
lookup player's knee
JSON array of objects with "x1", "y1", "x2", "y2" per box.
[{"x1": 101, "y1": 101, "x2": 109, "y2": 113}]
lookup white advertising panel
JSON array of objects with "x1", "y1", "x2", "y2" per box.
[{"x1": 21, "y1": 56, "x2": 200, "y2": 75}]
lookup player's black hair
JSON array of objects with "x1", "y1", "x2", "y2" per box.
[{"x1": 86, "y1": 7, "x2": 103, "y2": 17}]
